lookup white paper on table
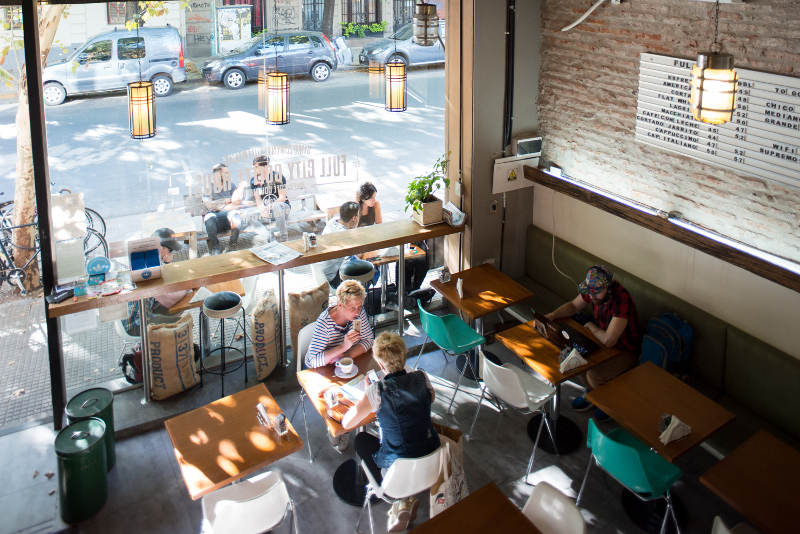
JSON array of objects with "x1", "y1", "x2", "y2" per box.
[
  {"x1": 378, "y1": 247, "x2": 399, "y2": 257},
  {"x1": 250, "y1": 242, "x2": 303, "y2": 265},
  {"x1": 659, "y1": 416, "x2": 692, "y2": 444},
  {"x1": 189, "y1": 287, "x2": 213, "y2": 304},
  {"x1": 63, "y1": 309, "x2": 98, "y2": 334},
  {"x1": 559, "y1": 348, "x2": 588, "y2": 373},
  {"x1": 55, "y1": 238, "x2": 87, "y2": 281},
  {"x1": 456, "y1": 278, "x2": 464, "y2": 299}
]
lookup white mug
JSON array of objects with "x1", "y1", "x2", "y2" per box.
[{"x1": 336, "y1": 357, "x2": 354, "y2": 375}]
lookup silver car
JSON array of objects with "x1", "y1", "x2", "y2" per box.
[
  {"x1": 359, "y1": 21, "x2": 445, "y2": 67},
  {"x1": 42, "y1": 26, "x2": 186, "y2": 106}
]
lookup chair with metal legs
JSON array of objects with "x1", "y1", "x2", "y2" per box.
[
  {"x1": 522, "y1": 481, "x2": 586, "y2": 534},
  {"x1": 415, "y1": 303, "x2": 485, "y2": 413},
  {"x1": 289, "y1": 321, "x2": 316, "y2": 463},
  {"x1": 200, "y1": 291, "x2": 248, "y2": 398},
  {"x1": 466, "y1": 350, "x2": 557, "y2": 485},
  {"x1": 577, "y1": 419, "x2": 683, "y2": 534}
]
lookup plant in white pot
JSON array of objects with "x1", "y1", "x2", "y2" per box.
[{"x1": 405, "y1": 152, "x2": 450, "y2": 226}]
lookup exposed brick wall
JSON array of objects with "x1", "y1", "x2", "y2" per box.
[{"x1": 538, "y1": 0, "x2": 800, "y2": 263}]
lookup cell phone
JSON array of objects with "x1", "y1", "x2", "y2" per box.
[{"x1": 367, "y1": 370, "x2": 379, "y2": 384}]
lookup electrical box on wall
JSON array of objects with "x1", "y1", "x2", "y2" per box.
[{"x1": 492, "y1": 153, "x2": 539, "y2": 195}]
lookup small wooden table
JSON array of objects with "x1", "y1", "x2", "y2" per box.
[
  {"x1": 587, "y1": 361, "x2": 735, "y2": 462},
  {"x1": 142, "y1": 209, "x2": 199, "y2": 259},
  {"x1": 430, "y1": 263, "x2": 534, "y2": 379},
  {"x1": 701, "y1": 430, "x2": 800, "y2": 534},
  {"x1": 296, "y1": 350, "x2": 380, "y2": 507},
  {"x1": 496, "y1": 318, "x2": 620, "y2": 454},
  {"x1": 409, "y1": 482, "x2": 542, "y2": 534},
  {"x1": 164, "y1": 383, "x2": 303, "y2": 500}
]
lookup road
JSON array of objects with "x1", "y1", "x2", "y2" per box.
[{"x1": 0, "y1": 65, "x2": 445, "y2": 226}]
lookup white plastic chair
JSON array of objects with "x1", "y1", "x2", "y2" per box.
[
  {"x1": 355, "y1": 444, "x2": 445, "y2": 534},
  {"x1": 290, "y1": 321, "x2": 317, "y2": 463},
  {"x1": 711, "y1": 516, "x2": 761, "y2": 534},
  {"x1": 311, "y1": 262, "x2": 335, "y2": 295},
  {"x1": 467, "y1": 350, "x2": 557, "y2": 485},
  {"x1": 521, "y1": 481, "x2": 586, "y2": 534},
  {"x1": 114, "y1": 318, "x2": 140, "y2": 360},
  {"x1": 201, "y1": 471, "x2": 298, "y2": 534}
]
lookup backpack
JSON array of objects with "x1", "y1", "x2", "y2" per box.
[
  {"x1": 639, "y1": 313, "x2": 694, "y2": 375},
  {"x1": 120, "y1": 346, "x2": 143, "y2": 385}
]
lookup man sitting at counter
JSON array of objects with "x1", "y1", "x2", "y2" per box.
[
  {"x1": 319, "y1": 201, "x2": 361, "y2": 289},
  {"x1": 202, "y1": 163, "x2": 261, "y2": 255}
]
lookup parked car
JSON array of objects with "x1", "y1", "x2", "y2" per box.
[
  {"x1": 359, "y1": 21, "x2": 445, "y2": 67},
  {"x1": 42, "y1": 26, "x2": 186, "y2": 106},
  {"x1": 202, "y1": 31, "x2": 338, "y2": 88}
]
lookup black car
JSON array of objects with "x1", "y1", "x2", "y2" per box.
[{"x1": 202, "y1": 31, "x2": 338, "y2": 88}]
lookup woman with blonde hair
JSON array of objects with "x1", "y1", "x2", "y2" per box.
[{"x1": 341, "y1": 332, "x2": 439, "y2": 532}]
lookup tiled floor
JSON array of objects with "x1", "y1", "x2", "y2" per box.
[{"x1": 0, "y1": 337, "x2": 754, "y2": 534}]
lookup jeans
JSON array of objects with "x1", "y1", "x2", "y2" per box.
[
  {"x1": 354, "y1": 432, "x2": 382, "y2": 485},
  {"x1": 203, "y1": 207, "x2": 261, "y2": 251}
]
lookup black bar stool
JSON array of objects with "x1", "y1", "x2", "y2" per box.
[{"x1": 200, "y1": 291, "x2": 248, "y2": 397}]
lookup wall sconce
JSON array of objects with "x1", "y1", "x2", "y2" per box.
[
  {"x1": 690, "y1": 0, "x2": 737, "y2": 125},
  {"x1": 267, "y1": 72, "x2": 290, "y2": 125},
  {"x1": 412, "y1": 3, "x2": 441, "y2": 47},
  {"x1": 385, "y1": 61, "x2": 406, "y2": 112},
  {"x1": 128, "y1": 81, "x2": 156, "y2": 139}
]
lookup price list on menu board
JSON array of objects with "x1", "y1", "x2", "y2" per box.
[{"x1": 635, "y1": 53, "x2": 800, "y2": 189}]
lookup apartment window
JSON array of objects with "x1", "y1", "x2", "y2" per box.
[{"x1": 108, "y1": 2, "x2": 126, "y2": 24}]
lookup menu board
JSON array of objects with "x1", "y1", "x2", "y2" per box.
[{"x1": 635, "y1": 53, "x2": 800, "y2": 190}]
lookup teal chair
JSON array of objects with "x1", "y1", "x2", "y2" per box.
[
  {"x1": 577, "y1": 419, "x2": 683, "y2": 534},
  {"x1": 415, "y1": 302, "x2": 485, "y2": 413}
]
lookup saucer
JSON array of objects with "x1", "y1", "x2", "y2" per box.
[{"x1": 335, "y1": 365, "x2": 359, "y2": 379}]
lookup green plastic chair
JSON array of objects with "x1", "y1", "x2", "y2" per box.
[
  {"x1": 577, "y1": 419, "x2": 683, "y2": 534},
  {"x1": 415, "y1": 301, "x2": 485, "y2": 413}
]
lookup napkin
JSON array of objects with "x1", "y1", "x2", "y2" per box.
[
  {"x1": 456, "y1": 278, "x2": 464, "y2": 299},
  {"x1": 189, "y1": 286, "x2": 213, "y2": 304},
  {"x1": 659, "y1": 416, "x2": 692, "y2": 445},
  {"x1": 559, "y1": 348, "x2": 588, "y2": 373}
]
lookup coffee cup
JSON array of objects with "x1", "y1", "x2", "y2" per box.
[{"x1": 336, "y1": 357, "x2": 354, "y2": 375}]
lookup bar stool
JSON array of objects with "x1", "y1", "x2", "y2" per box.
[
  {"x1": 200, "y1": 291, "x2": 248, "y2": 398},
  {"x1": 340, "y1": 259, "x2": 376, "y2": 322}
]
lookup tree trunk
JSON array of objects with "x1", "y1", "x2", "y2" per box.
[
  {"x1": 12, "y1": 4, "x2": 65, "y2": 292},
  {"x1": 321, "y1": 0, "x2": 335, "y2": 41},
  {"x1": 126, "y1": 2, "x2": 144, "y2": 27}
]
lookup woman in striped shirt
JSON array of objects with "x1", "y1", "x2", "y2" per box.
[{"x1": 305, "y1": 280, "x2": 375, "y2": 369}]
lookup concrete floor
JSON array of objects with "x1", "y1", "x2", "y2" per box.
[{"x1": 0, "y1": 324, "x2": 755, "y2": 534}]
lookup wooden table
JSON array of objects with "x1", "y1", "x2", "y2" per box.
[
  {"x1": 430, "y1": 263, "x2": 534, "y2": 379},
  {"x1": 296, "y1": 350, "x2": 380, "y2": 507},
  {"x1": 587, "y1": 361, "x2": 735, "y2": 462},
  {"x1": 142, "y1": 209, "x2": 199, "y2": 260},
  {"x1": 363, "y1": 244, "x2": 426, "y2": 314},
  {"x1": 409, "y1": 482, "x2": 542, "y2": 534},
  {"x1": 496, "y1": 318, "x2": 620, "y2": 454},
  {"x1": 701, "y1": 430, "x2": 800, "y2": 534},
  {"x1": 164, "y1": 383, "x2": 303, "y2": 500}
]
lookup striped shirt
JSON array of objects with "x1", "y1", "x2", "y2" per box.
[{"x1": 305, "y1": 306, "x2": 374, "y2": 368}]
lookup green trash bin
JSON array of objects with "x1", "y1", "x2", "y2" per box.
[
  {"x1": 55, "y1": 417, "x2": 108, "y2": 523},
  {"x1": 66, "y1": 387, "x2": 115, "y2": 471}
]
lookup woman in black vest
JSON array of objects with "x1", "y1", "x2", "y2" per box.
[{"x1": 341, "y1": 332, "x2": 440, "y2": 532}]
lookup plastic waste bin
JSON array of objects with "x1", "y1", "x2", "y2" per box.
[
  {"x1": 65, "y1": 387, "x2": 115, "y2": 471},
  {"x1": 55, "y1": 417, "x2": 108, "y2": 523}
]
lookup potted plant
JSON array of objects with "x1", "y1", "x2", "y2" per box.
[{"x1": 405, "y1": 152, "x2": 450, "y2": 226}]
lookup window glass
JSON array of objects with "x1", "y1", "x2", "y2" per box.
[
  {"x1": 390, "y1": 24, "x2": 413, "y2": 41},
  {"x1": 118, "y1": 37, "x2": 145, "y2": 60},
  {"x1": 287, "y1": 35, "x2": 311, "y2": 51},
  {"x1": 310, "y1": 35, "x2": 323, "y2": 48},
  {"x1": 79, "y1": 40, "x2": 112, "y2": 63},
  {"x1": 257, "y1": 35, "x2": 284, "y2": 54},
  {"x1": 107, "y1": 2, "x2": 126, "y2": 24}
]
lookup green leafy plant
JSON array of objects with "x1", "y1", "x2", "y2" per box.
[
  {"x1": 405, "y1": 152, "x2": 451, "y2": 213},
  {"x1": 339, "y1": 20, "x2": 388, "y2": 38}
]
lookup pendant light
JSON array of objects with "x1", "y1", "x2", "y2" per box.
[
  {"x1": 689, "y1": 0, "x2": 737, "y2": 125},
  {"x1": 412, "y1": 3, "x2": 440, "y2": 47},
  {"x1": 265, "y1": 0, "x2": 290, "y2": 125},
  {"x1": 368, "y1": 58, "x2": 383, "y2": 98},
  {"x1": 385, "y1": 29, "x2": 406, "y2": 112},
  {"x1": 127, "y1": 20, "x2": 155, "y2": 139}
]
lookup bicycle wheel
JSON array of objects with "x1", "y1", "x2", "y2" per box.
[
  {"x1": 84, "y1": 228, "x2": 108, "y2": 258},
  {"x1": 85, "y1": 208, "x2": 106, "y2": 237}
]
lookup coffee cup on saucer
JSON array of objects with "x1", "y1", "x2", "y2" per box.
[{"x1": 336, "y1": 357, "x2": 354, "y2": 375}]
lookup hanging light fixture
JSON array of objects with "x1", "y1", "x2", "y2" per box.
[
  {"x1": 689, "y1": 0, "x2": 737, "y2": 125},
  {"x1": 412, "y1": 3, "x2": 441, "y2": 48},
  {"x1": 368, "y1": 58, "x2": 383, "y2": 98},
  {"x1": 258, "y1": 24, "x2": 268, "y2": 111},
  {"x1": 127, "y1": 20, "x2": 155, "y2": 138},
  {"x1": 265, "y1": 0, "x2": 289, "y2": 124},
  {"x1": 385, "y1": 28, "x2": 406, "y2": 112}
]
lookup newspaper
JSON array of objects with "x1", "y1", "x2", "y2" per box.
[{"x1": 250, "y1": 242, "x2": 303, "y2": 265}]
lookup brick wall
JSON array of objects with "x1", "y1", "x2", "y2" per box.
[{"x1": 538, "y1": 0, "x2": 800, "y2": 263}]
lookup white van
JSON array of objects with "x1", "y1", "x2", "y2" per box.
[{"x1": 42, "y1": 26, "x2": 186, "y2": 106}]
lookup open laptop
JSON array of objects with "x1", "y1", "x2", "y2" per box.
[{"x1": 531, "y1": 309, "x2": 601, "y2": 356}]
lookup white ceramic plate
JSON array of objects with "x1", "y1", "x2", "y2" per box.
[{"x1": 335, "y1": 365, "x2": 359, "y2": 379}]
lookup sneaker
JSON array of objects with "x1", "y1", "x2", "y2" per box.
[
  {"x1": 327, "y1": 430, "x2": 349, "y2": 453},
  {"x1": 387, "y1": 499, "x2": 412, "y2": 533},
  {"x1": 228, "y1": 242, "x2": 238, "y2": 252},
  {"x1": 593, "y1": 408, "x2": 611, "y2": 422},
  {"x1": 407, "y1": 496, "x2": 420, "y2": 525},
  {"x1": 210, "y1": 246, "x2": 222, "y2": 255},
  {"x1": 571, "y1": 394, "x2": 594, "y2": 412}
]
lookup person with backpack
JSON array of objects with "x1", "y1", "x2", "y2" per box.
[{"x1": 539, "y1": 265, "x2": 642, "y2": 422}]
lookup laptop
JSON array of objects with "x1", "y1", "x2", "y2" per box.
[{"x1": 531, "y1": 309, "x2": 601, "y2": 356}]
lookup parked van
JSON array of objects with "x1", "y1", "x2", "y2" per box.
[{"x1": 42, "y1": 26, "x2": 186, "y2": 106}]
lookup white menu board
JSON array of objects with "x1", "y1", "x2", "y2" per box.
[{"x1": 636, "y1": 53, "x2": 800, "y2": 190}]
